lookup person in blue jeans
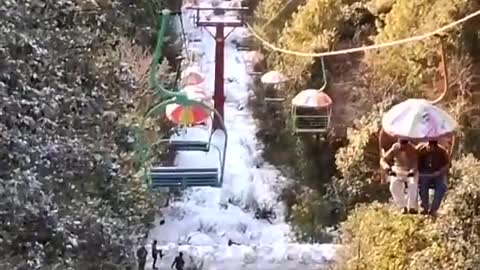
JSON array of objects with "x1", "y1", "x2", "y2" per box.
[{"x1": 416, "y1": 140, "x2": 450, "y2": 217}]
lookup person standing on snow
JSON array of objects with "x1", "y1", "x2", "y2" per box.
[
  {"x1": 171, "y1": 252, "x2": 185, "y2": 270},
  {"x1": 151, "y1": 240, "x2": 164, "y2": 269},
  {"x1": 136, "y1": 245, "x2": 148, "y2": 270},
  {"x1": 380, "y1": 139, "x2": 419, "y2": 214}
]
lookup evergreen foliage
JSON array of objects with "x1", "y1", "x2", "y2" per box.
[
  {"x1": 366, "y1": 0, "x2": 477, "y2": 91},
  {"x1": 0, "y1": 0, "x2": 173, "y2": 268},
  {"x1": 253, "y1": 0, "x2": 480, "y2": 266},
  {"x1": 336, "y1": 155, "x2": 480, "y2": 270}
]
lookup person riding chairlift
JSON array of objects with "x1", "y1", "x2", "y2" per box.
[
  {"x1": 380, "y1": 139, "x2": 419, "y2": 214},
  {"x1": 416, "y1": 140, "x2": 450, "y2": 217}
]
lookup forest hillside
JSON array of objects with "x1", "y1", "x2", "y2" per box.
[
  {"x1": 0, "y1": 0, "x2": 181, "y2": 268},
  {"x1": 2, "y1": 0, "x2": 480, "y2": 269},
  {"x1": 251, "y1": 0, "x2": 480, "y2": 268}
]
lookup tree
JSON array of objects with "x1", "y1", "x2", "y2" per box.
[{"x1": 0, "y1": 0, "x2": 172, "y2": 268}]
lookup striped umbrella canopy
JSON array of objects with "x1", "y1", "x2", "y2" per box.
[
  {"x1": 165, "y1": 87, "x2": 213, "y2": 125},
  {"x1": 292, "y1": 89, "x2": 333, "y2": 108},
  {"x1": 182, "y1": 66, "x2": 205, "y2": 86},
  {"x1": 261, "y1": 70, "x2": 288, "y2": 84},
  {"x1": 244, "y1": 51, "x2": 264, "y2": 64},
  {"x1": 382, "y1": 98, "x2": 457, "y2": 140}
]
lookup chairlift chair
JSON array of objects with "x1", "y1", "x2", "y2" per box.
[
  {"x1": 291, "y1": 57, "x2": 331, "y2": 134},
  {"x1": 261, "y1": 71, "x2": 289, "y2": 103},
  {"x1": 291, "y1": 95, "x2": 332, "y2": 134},
  {"x1": 149, "y1": 112, "x2": 228, "y2": 189},
  {"x1": 264, "y1": 84, "x2": 286, "y2": 103}
]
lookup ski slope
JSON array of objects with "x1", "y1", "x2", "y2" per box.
[{"x1": 147, "y1": 2, "x2": 338, "y2": 269}]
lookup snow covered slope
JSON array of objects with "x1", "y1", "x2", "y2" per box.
[{"x1": 147, "y1": 2, "x2": 338, "y2": 269}]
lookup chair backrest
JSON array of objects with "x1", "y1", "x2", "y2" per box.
[{"x1": 292, "y1": 106, "x2": 331, "y2": 133}]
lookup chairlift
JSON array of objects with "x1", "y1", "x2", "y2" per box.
[
  {"x1": 378, "y1": 35, "x2": 455, "y2": 159},
  {"x1": 291, "y1": 90, "x2": 332, "y2": 134},
  {"x1": 149, "y1": 111, "x2": 228, "y2": 189},
  {"x1": 291, "y1": 57, "x2": 331, "y2": 134},
  {"x1": 261, "y1": 70, "x2": 288, "y2": 103},
  {"x1": 378, "y1": 36, "x2": 456, "y2": 185}
]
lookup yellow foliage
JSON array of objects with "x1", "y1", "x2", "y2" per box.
[
  {"x1": 334, "y1": 100, "x2": 393, "y2": 208},
  {"x1": 271, "y1": 0, "x2": 341, "y2": 86},
  {"x1": 254, "y1": 0, "x2": 286, "y2": 34},
  {"x1": 336, "y1": 155, "x2": 480, "y2": 270},
  {"x1": 366, "y1": 0, "x2": 472, "y2": 92}
]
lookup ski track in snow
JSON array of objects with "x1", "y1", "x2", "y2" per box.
[{"x1": 147, "y1": 2, "x2": 338, "y2": 269}]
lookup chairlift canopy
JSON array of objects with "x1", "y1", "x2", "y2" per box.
[
  {"x1": 292, "y1": 89, "x2": 332, "y2": 108},
  {"x1": 244, "y1": 51, "x2": 264, "y2": 64},
  {"x1": 165, "y1": 89, "x2": 212, "y2": 124},
  {"x1": 381, "y1": 98, "x2": 457, "y2": 140},
  {"x1": 261, "y1": 70, "x2": 288, "y2": 84}
]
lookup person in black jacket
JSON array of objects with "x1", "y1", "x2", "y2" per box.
[
  {"x1": 151, "y1": 240, "x2": 164, "y2": 269},
  {"x1": 171, "y1": 252, "x2": 185, "y2": 270},
  {"x1": 136, "y1": 245, "x2": 148, "y2": 270}
]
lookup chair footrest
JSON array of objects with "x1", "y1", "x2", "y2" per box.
[
  {"x1": 236, "y1": 45, "x2": 250, "y2": 51},
  {"x1": 151, "y1": 167, "x2": 218, "y2": 173},
  {"x1": 168, "y1": 140, "x2": 210, "y2": 152},
  {"x1": 265, "y1": 97, "x2": 285, "y2": 102}
]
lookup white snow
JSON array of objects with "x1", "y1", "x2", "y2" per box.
[{"x1": 146, "y1": 2, "x2": 338, "y2": 269}]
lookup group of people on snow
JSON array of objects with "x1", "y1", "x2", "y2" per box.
[
  {"x1": 380, "y1": 139, "x2": 450, "y2": 217},
  {"x1": 136, "y1": 240, "x2": 185, "y2": 270}
]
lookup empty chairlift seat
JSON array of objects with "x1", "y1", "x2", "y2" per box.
[
  {"x1": 149, "y1": 127, "x2": 228, "y2": 189},
  {"x1": 150, "y1": 167, "x2": 220, "y2": 188}
]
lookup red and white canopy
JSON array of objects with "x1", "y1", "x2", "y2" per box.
[{"x1": 165, "y1": 86, "x2": 213, "y2": 125}]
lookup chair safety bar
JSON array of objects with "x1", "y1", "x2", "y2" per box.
[
  {"x1": 165, "y1": 119, "x2": 215, "y2": 152},
  {"x1": 168, "y1": 140, "x2": 210, "y2": 152}
]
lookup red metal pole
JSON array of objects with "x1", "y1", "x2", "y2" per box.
[{"x1": 213, "y1": 24, "x2": 225, "y2": 131}]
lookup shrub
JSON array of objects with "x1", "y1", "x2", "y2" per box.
[
  {"x1": 335, "y1": 155, "x2": 480, "y2": 270},
  {"x1": 366, "y1": 0, "x2": 477, "y2": 92},
  {"x1": 271, "y1": 0, "x2": 341, "y2": 87},
  {"x1": 0, "y1": 0, "x2": 171, "y2": 268},
  {"x1": 334, "y1": 99, "x2": 394, "y2": 209}
]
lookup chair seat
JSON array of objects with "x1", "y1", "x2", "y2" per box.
[{"x1": 150, "y1": 167, "x2": 219, "y2": 188}]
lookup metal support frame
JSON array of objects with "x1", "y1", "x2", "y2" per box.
[
  {"x1": 142, "y1": 9, "x2": 228, "y2": 189},
  {"x1": 185, "y1": 6, "x2": 249, "y2": 131},
  {"x1": 291, "y1": 57, "x2": 331, "y2": 134}
]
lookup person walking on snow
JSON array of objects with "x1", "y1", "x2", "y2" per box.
[
  {"x1": 151, "y1": 240, "x2": 164, "y2": 269},
  {"x1": 171, "y1": 252, "x2": 185, "y2": 270},
  {"x1": 416, "y1": 140, "x2": 450, "y2": 217},
  {"x1": 136, "y1": 245, "x2": 148, "y2": 270},
  {"x1": 380, "y1": 139, "x2": 419, "y2": 214}
]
